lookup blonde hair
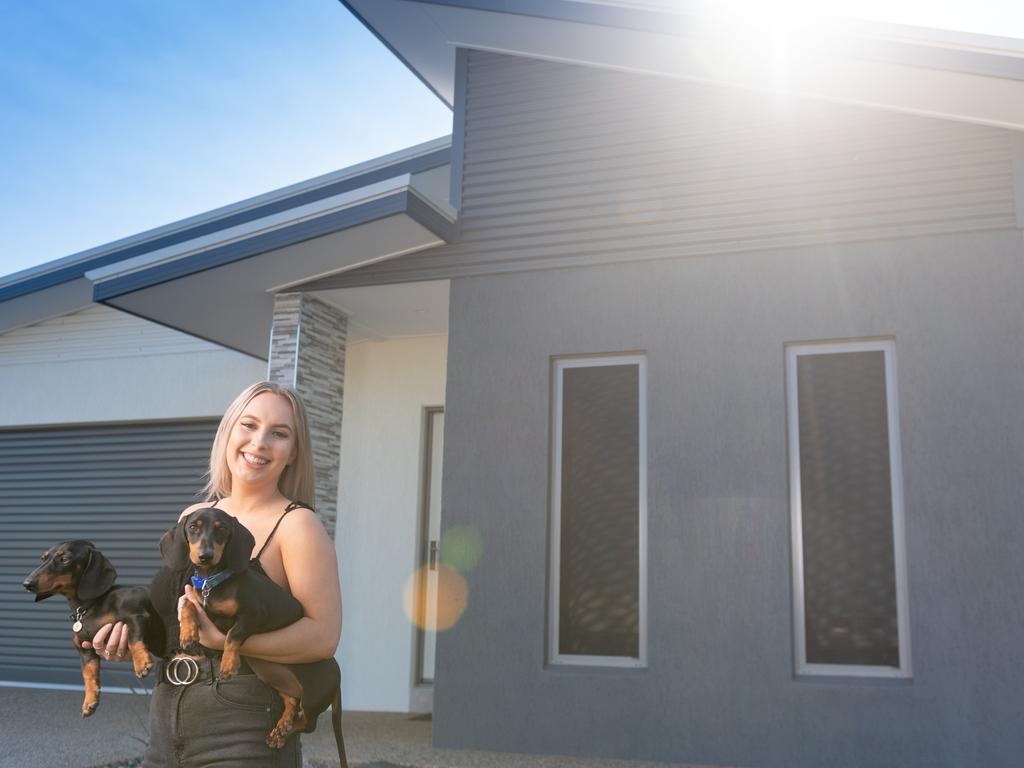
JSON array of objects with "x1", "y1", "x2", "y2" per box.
[{"x1": 202, "y1": 381, "x2": 315, "y2": 506}]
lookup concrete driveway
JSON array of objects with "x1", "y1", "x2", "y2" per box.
[{"x1": 0, "y1": 686, "x2": 716, "y2": 768}]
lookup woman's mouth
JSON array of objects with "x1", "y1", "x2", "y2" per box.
[{"x1": 242, "y1": 452, "x2": 270, "y2": 468}]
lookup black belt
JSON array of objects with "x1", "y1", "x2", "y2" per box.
[{"x1": 158, "y1": 654, "x2": 254, "y2": 685}]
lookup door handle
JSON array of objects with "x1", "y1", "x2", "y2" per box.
[{"x1": 429, "y1": 540, "x2": 438, "y2": 570}]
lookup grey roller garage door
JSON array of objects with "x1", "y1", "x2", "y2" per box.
[{"x1": 0, "y1": 418, "x2": 218, "y2": 688}]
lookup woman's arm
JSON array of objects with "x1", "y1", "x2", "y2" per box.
[
  {"x1": 85, "y1": 502, "x2": 213, "y2": 658},
  {"x1": 186, "y1": 508, "x2": 342, "y2": 663}
]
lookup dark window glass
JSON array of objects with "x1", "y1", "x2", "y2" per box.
[
  {"x1": 559, "y1": 363, "x2": 640, "y2": 658},
  {"x1": 797, "y1": 350, "x2": 899, "y2": 667}
]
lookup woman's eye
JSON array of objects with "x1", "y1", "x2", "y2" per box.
[
  {"x1": 273, "y1": 431, "x2": 288, "y2": 439},
  {"x1": 241, "y1": 423, "x2": 256, "y2": 430}
]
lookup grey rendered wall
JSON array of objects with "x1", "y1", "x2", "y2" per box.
[{"x1": 432, "y1": 53, "x2": 1024, "y2": 768}]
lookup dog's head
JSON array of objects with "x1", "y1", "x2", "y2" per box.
[
  {"x1": 159, "y1": 507, "x2": 254, "y2": 576},
  {"x1": 23, "y1": 540, "x2": 117, "y2": 602}
]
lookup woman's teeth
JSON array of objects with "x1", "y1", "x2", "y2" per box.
[{"x1": 243, "y1": 452, "x2": 269, "y2": 466}]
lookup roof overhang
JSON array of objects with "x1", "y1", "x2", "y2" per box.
[
  {"x1": 342, "y1": 0, "x2": 1024, "y2": 131},
  {"x1": 90, "y1": 173, "x2": 455, "y2": 358},
  {"x1": 1, "y1": 138, "x2": 455, "y2": 357}
]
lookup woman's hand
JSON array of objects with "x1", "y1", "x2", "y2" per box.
[
  {"x1": 82, "y1": 622, "x2": 129, "y2": 661},
  {"x1": 178, "y1": 584, "x2": 226, "y2": 650}
]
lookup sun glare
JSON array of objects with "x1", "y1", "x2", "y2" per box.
[{"x1": 641, "y1": 0, "x2": 1024, "y2": 41}]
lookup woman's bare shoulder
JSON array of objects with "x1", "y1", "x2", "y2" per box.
[
  {"x1": 279, "y1": 505, "x2": 329, "y2": 537},
  {"x1": 278, "y1": 507, "x2": 334, "y2": 561}
]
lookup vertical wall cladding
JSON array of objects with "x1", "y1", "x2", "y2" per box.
[
  {"x1": 268, "y1": 292, "x2": 347, "y2": 538},
  {"x1": 442, "y1": 51, "x2": 1016, "y2": 272},
  {"x1": 432, "y1": 51, "x2": 1024, "y2": 768}
]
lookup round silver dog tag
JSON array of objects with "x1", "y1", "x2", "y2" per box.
[{"x1": 72, "y1": 620, "x2": 83, "y2": 633}]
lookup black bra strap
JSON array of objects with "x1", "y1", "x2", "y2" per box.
[{"x1": 253, "y1": 501, "x2": 314, "y2": 560}]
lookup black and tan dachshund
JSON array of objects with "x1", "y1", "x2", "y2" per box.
[
  {"x1": 153, "y1": 507, "x2": 347, "y2": 763},
  {"x1": 22, "y1": 540, "x2": 164, "y2": 716}
]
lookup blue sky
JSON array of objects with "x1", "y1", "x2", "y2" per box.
[{"x1": 0, "y1": 0, "x2": 452, "y2": 279}]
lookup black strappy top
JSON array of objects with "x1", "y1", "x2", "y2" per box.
[{"x1": 249, "y1": 500, "x2": 313, "y2": 576}]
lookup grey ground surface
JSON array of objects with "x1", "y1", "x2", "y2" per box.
[{"x1": 0, "y1": 687, "x2": 715, "y2": 768}]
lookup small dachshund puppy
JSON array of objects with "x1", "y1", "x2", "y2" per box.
[
  {"x1": 22, "y1": 540, "x2": 162, "y2": 716},
  {"x1": 154, "y1": 507, "x2": 346, "y2": 761}
]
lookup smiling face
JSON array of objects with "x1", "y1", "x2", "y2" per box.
[{"x1": 225, "y1": 392, "x2": 297, "y2": 491}]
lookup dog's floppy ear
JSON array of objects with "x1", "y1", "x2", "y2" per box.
[
  {"x1": 160, "y1": 519, "x2": 192, "y2": 571},
  {"x1": 224, "y1": 514, "x2": 256, "y2": 575},
  {"x1": 77, "y1": 546, "x2": 118, "y2": 601}
]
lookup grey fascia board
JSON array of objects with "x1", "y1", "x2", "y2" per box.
[
  {"x1": 415, "y1": 0, "x2": 701, "y2": 37},
  {"x1": 1, "y1": 140, "x2": 451, "y2": 303},
  {"x1": 370, "y1": 0, "x2": 1024, "y2": 86},
  {"x1": 91, "y1": 188, "x2": 456, "y2": 302},
  {"x1": 0, "y1": 278, "x2": 95, "y2": 336},
  {"x1": 405, "y1": 189, "x2": 460, "y2": 243},
  {"x1": 338, "y1": 0, "x2": 454, "y2": 108}
]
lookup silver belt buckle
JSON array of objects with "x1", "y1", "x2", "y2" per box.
[{"x1": 166, "y1": 655, "x2": 200, "y2": 685}]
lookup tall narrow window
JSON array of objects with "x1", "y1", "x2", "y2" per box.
[
  {"x1": 550, "y1": 355, "x2": 647, "y2": 667},
  {"x1": 786, "y1": 340, "x2": 911, "y2": 677}
]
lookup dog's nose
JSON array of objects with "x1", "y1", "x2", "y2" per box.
[
  {"x1": 23, "y1": 579, "x2": 37, "y2": 592},
  {"x1": 198, "y1": 552, "x2": 213, "y2": 564}
]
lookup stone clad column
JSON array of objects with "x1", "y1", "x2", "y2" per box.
[{"x1": 267, "y1": 292, "x2": 347, "y2": 539}]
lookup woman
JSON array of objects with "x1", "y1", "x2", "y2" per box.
[{"x1": 87, "y1": 381, "x2": 342, "y2": 766}]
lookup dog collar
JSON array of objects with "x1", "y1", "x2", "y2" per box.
[{"x1": 190, "y1": 569, "x2": 233, "y2": 606}]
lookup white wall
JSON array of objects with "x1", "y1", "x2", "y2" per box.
[
  {"x1": 335, "y1": 333, "x2": 448, "y2": 712},
  {"x1": 0, "y1": 305, "x2": 266, "y2": 427}
]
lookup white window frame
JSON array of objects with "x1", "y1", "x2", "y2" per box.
[
  {"x1": 786, "y1": 339, "x2": 912, "y2": 678},
  {"x1": 549, "y1": 354, "x2": 648, "y2": 668}
]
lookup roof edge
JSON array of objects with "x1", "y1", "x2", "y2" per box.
[{"x1": 1, "y1": 136, "x2": 452, "y2": 301}]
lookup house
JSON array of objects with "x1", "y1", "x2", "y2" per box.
[{"x1": 3, "y1": 2, "x2": 1024, "y2": 766}]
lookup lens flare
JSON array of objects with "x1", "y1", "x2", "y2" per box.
[
  {"x1": 439, "y1": 526, "x2": 483, "y2": 572},
  {"x1": 403, "y1": 564, "x2": 468, "y2": 631}
]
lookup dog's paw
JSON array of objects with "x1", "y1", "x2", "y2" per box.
[
  {"x1": 266, "y1": 723, "x2": 292, "y2": 749},
  {"x1": 82, "y1": 699, "x2": 99, "y2": 718},
  {"x1": 131, "y1": 644, "x2": 154, "y2": 677},
  {"x1": 219, "y1": 649, "x2": 240, "y2": 679},
  {"x1": 178, "y1": 632, "x2": 201, "y2": 655}
]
